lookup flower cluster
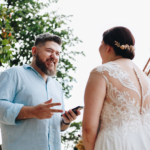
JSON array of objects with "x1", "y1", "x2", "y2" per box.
[
  {"x1": 114, "y1": 41, "x2": 135, "y2": 51},
  {"x1": 76, "y1": 139, "x2": 85, "y2": 150}
]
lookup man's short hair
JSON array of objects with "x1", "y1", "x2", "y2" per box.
[{"x1": 34, "y1": 33, "x2": 62, "y2": 46}]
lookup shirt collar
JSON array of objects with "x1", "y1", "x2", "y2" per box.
[
  {"x1": 23, "y1": 64, "x2": 52, "y2": 82},
  {"x1": 23, "y1": 64, "x2": 32, "y2": 70},
  {"x1": 23, "y1": 64, "x2": 39, "y2": 75}
]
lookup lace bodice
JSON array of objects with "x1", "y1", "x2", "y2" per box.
[{"x1": 95, "y1": 62, "x2": 150, "y2": 136}]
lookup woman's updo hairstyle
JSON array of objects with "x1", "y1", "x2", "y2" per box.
[{"x1": 103, "y1": 26, "x2": 135, "y2": 60}]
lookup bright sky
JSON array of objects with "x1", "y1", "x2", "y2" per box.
[
  {"x1": 53, "y1": 0, "x2": 150, "y2": 122},
  {"x1": 0, "y1": 0, "x2": 150, "y2": 146}
]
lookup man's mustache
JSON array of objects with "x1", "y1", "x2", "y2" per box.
[{"x1": 46, "y1": 58, "x2": 55, "y2": 62}]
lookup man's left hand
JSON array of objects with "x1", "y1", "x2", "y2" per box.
[{"x1": 62, "y1": 109, "x2": 81, "y2": 124}]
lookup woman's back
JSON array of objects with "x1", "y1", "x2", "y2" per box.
[
  {"x1": 82, "y1": 27, "x2": 150, "y2": 150},
  {"x1": 94, "y1": 58, "x2": 150, "y2": 150}
]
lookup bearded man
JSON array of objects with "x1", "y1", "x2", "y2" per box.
[{"x1": 0, "y1": 33, "x2": 80, "y2": 150}]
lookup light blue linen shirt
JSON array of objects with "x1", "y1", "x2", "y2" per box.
[{"x1": 0, "y1": 64, "x2": 65, "y2": 150}]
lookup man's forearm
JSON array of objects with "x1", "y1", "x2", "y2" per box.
[{"x1": 16, "y1": 106, "x2": 35, "y2": 120}]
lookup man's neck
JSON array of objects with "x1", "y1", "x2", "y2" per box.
[{"x1": 30, "y1": 62, "x2": 48, "y2": 83}]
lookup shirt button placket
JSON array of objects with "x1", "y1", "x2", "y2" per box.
[{"x1": 49, "y1": 121, "x2": 51, "y2": 146}]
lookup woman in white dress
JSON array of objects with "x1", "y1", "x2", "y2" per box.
[{"x1": 82, "y1": 26, "x2": 150, "y2": 150}]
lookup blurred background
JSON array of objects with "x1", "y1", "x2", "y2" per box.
[{"x1": 0, "y1": 0, "x2": 150, "y2": 149}]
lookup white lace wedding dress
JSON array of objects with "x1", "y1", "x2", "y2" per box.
[{"x1": 94, "y1": 62, "x2": 150, "y2": 150}]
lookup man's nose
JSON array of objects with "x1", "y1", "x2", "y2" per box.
[{"x1": 50, "y1": 52, "x2": 57, "y2": 59}]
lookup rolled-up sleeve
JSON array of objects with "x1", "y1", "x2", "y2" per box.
[{"x1": 0, "y1": 72, "x2": 24, "y2": 125}]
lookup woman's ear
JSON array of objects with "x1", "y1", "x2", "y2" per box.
[{"x1": 106, "y1": 45, "x2": 112, "y2": 53}]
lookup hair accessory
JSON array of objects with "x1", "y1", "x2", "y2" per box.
[{"x1": 114, "y1": 41, "x2": 135, "y2": 51}]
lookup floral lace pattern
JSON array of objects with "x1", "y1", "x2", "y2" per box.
[
  {"x1": 96, "y1": 62, "x2": 141, "y2": 98},
  {"x1": 143, "y1": 78, "x2": 150, "y2": 101},
  {"x1": 95, "y1": 62, "x2": 150, "y2": 136}
]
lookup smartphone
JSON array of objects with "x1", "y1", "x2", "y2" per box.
[
  {"x1": 72, "y1": 106, "x2": 84, "y2": 115},
  {"x1": 61, "y1": 106, "x2": 84, "y2": 118}
]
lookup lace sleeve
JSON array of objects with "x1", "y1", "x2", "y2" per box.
[
  {"x1": 91, "y1": 65, "x2": 105, "y2": 74},
  {"x1": 92, "y1": 63, "x2": 113, "y2": 75},
  {"x1": 91, "y1": 65, "x2": 108, "y2": 83}
]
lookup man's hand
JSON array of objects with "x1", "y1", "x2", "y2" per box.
[
  {"x1": 32, "y1": 98, "x2": 63, "y2": 119},
  {"x1": 16, "y1": 98, "x2": 63, "y2": 120},
  {"x1": 61, "y1": 109, "x2": 81, "y2": 124}
]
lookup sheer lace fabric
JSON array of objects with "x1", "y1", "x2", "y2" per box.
[{"x1": 94, "y1": 62, "x2": 150, "y2": 150}]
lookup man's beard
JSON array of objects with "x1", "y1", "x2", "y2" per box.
[{"x1": 35, "y1": 53, "x2": 57, "y2": 76}]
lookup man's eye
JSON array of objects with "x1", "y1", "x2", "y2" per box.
[
  {"x1": 47, "y1": 50, "x2": 52, "y2": 52},
  {"x1": 56, "y1": 53, "x2": 60, "y2": 56}
]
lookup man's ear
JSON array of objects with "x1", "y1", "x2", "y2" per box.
[{"x1": 32, "y1": 46, "x2": 37, "y2": 56}]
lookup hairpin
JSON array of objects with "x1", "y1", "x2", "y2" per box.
[{"x1": 114, "y1": 41, "x2": 135, "y2": 51}]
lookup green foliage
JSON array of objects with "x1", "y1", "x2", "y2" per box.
[
  {"x1": 0, "y1": 4, "x2": 16, "y2": 66},
  {"x1": 3, "y1": 0, "x2": 84, "y2": 98},
  {"x1": 61, "y1": 121, "x2": 82, "y2": 150}
]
